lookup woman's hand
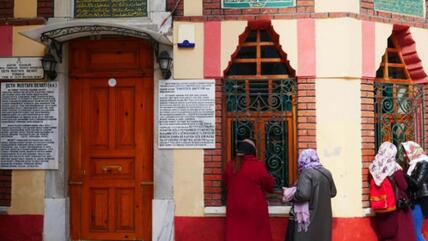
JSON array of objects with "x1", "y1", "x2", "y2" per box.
[{"x1": 282, "y1": 186, "x2": 296, "y2": 202}]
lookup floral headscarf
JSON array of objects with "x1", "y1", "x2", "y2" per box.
[
  {"x1": 298, "y1": 149, "x2": 322, "y2": 173},
  {"x1": 369, "y1": 142, "x2": 402, "y2": 186},
  {"x1": 401, "y1": 141, "x2": 428, "y2": 175}
]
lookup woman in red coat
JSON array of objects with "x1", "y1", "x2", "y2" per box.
[
  {"x1": 369, "y1": 141, "x2": 416, "y2": 241},
  {"x1": 224, "y1": 138, "x2": 275, "y2": 241}
]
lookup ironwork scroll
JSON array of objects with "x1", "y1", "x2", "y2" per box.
[
  {"x1": 374, "y1": 82, "x2": 425, "y2": 162},
  {"x1": 224, "y1": 78, "x2": 296, "y2": 189}
]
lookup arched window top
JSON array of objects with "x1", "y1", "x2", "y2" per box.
[
  {"x1": 376, "y1": 25, "x2": 428, "y2": 84},
  {"x1": 375, "y1": 35, "x2": 412, "y2": 84},
  {"x1": 224, "y1": 20, "x2": 295, "y2": 79}
]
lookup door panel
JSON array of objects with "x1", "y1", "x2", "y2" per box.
[
  {"x1": 89, "y1": 87, "x2": 109, "y2": 148},
  {"x1": 116, "y1": 87, "x2": 136, "y2": 148},
  {"x1": 115, "y1": 188, "x2": 135, "y2": 231},
  {"x1": 90, "y1": 188, "x2": 110, "y2": 231},
  {"x1": 69, "y1": 38, "x2": 153, "y2": 241}
]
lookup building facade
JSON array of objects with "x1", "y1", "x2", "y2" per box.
[
  {"x1": 1, "y1": 0, "x2": 428, "y2": 241},
  {"x1": 170, "y1": 1, "x2": 428, "y2": 241},
  {"x1": 0, "y1": 0, "x2": 173, "y2": 241}
]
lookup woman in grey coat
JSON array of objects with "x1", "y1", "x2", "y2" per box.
[{"x1": 286, "y1": 149, "x2": 337, "y2": 241}]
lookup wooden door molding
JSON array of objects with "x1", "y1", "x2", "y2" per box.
[{"x1": 69, "y1": 38, "x2": 154, "y2": 78}]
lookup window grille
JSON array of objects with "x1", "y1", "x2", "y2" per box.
[{"x1": 223, "y1": 22, "x2": 297, "y2": 190}]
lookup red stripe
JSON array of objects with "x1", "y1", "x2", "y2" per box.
[
  {"x1": 0, "y1": 215, "x2": 43, "y2": 241},
  {"x1": 297, "y1": 19, "x2": 316, "y2": 77},
  {"x1": 204, "y1": 21, "x2": 221, "y2": 78},
  {"x1": 176, "y1": 216, "x2": 428, "y2": 241},
  {"x1": 362, "y1": 21, "x2": 375, "y2": 78},
  {"x1": 0, "y1": 26, "x2": 13, "y2": 56},
  {"x1": 175, "y1": 216, "x2": 288, "y2": 241}
]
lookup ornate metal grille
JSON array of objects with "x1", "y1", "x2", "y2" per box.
[
  {"x1": 374, "y1": 82, "x2": 425, "y2": 161},
  {"x1": 224, "y1": 78, "x2": 297, "y2": 189}
]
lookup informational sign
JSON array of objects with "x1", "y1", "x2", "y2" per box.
[
  {"x1": 0, "y1": 57, "x2": 44, "y2": 80},
  {"x1": 0, "y1": 82, "x2": 59, "y2": 169},
  {"x1": 374, "y1": 0, "x2": 424, "y2": 17},
  {"x1": 222, "y1": 0, "x2": 295, "y2": 8},
  {"x1": 158, "y1": 79, "x2": 215, "y2": 149},
  {"x1": 75, "y1": 0, "x2": 147, "y2": 18}
]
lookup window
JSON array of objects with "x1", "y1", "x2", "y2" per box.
[
  {"x1": 374, "y1": 36, "x2": 424, "y2": 161},
  {"x1": 223, "y1": 22, "x2": 296, "y2": 190}
]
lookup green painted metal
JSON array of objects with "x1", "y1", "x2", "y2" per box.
[
  {"x1": 75, "y1": 0, "x2": 147, "y2": 18},
  {"x1": 224, "y1": 79, "x2": 296, "y2": 189},
  {"x1": 374, "y1": 0, "x2": 424, "y2": 18},
  {"x1": 222, "y1": 0, "x2": 295, "y2": 9}
]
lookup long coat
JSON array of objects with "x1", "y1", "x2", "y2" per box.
[
  {"x1": 293, "y1": 167, "x2": 337, "y2": 241},
  {"x1": 224, "y1": 155, "x2": 275, "y2": 241},
  {"x1": 374, "y1": 170, "x2": 416, "y2": 241}
]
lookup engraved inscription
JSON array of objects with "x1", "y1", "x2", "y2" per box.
[{"x1": 75, "y1": 0, "x2": 147, "y2": 18}]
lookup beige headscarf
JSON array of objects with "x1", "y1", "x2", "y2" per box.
[
  {"x1": 401, "y1": 141, "x2": 428, "y2": 175},
  {"x1": 369, "y1": 142, "x2": 402, "y2": 186}
]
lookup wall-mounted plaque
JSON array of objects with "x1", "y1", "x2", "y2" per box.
[
  {"x1": 0, "y1": 82, "x2": 59, "y2": 169},
  {"x1": 75, "y1": 0, "x2": 147, "y2": 18},
  {"x1": 222, "y1": 0, "x2": 295, "y2": 8},
  {"x1": 374, "y1": 0, "x2": 424, "y2": 17},
  {"x1": 158, "y1": 79, "x2": 215, "y2": 149},
  {"x1": 0, "y1": 57, "x2": 44, "y2": 80}
]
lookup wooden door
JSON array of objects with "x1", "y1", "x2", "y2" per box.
[{"x1": 69, "y1": 38, "x2": 153, "y2": 241}]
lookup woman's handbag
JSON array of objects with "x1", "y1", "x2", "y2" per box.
[{"x1": 388, "y1": 176, "x2": 411, "y2": 209}]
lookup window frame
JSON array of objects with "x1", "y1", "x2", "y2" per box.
[
  {"x1": 374, "y1": 35, "x2": 424, "y2": 153},
  {"x1": 222, "y1": 22, "x2": 297, "y2": 191}
]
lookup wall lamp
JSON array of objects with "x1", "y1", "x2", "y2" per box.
[
  {"x1": 157, "y1": 50, "x2": 172, "y2": 79},
  {"x1": 41, "y1": 51, "x2": 57, "y2": 81},
  {"x1": 41, "y1": 39, "x2": 62, "y2": 81}
]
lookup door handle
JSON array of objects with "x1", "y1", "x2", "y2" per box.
[
  {"x1": 102, "y1": 165, "x2": 122, "y2": 173},
  {"x1": 69, "y1": 181, "x2": 83, "y2": 185},
  {"x1": 140, "y1": 181, "x2": 154, "y2": 186}
]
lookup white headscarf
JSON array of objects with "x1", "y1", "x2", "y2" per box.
[
  {"x1": 401, "y1": 141, "x2": 428, "y2": 175},
  {"x1": 369, "y1": 142, "x2": 402, "y2": 186}
]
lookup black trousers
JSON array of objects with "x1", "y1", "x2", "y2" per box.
[{"x1": 285, "y1": 219, "x2": 295, "y2": 241}]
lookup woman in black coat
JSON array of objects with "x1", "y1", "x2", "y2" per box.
[
  {"x1": 283, "y1": 149, "x2": 336, "y2": 241},
  {"x1": 401, "y1": 141, "x2": 428, "y2": 241}
]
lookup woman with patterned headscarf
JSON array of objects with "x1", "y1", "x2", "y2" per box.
[
  {"x1": 401, "y1": 141, "x2": 428, "y2": 241},
  {"x1": 283, "y1": 149, "x2": 337, "y2": 241},
  {"x1": 370, "y1": 142, "x2": 415, "y2": 241}
]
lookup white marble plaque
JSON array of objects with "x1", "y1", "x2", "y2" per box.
[
  {"x1": 0, "y1": 82, "x2": 59, "y2": 169},
  {"x1": 158, "y1": 79, "x2": 215, "y2": 149},
  {"x1": 0, "y1": 57, "x2": 44, "y2": 80}
]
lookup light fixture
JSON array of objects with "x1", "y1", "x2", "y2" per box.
[
  {"x1": 41, "y1": 52, "x2": 57, "y2": 80},
  {"x1": 158, "y1": 50, "x2": 172, "y2": 79}
]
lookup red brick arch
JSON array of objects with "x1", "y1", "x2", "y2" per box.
[{"x1": 393, "y1": 25, "x2": 428, "y2": 84}]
